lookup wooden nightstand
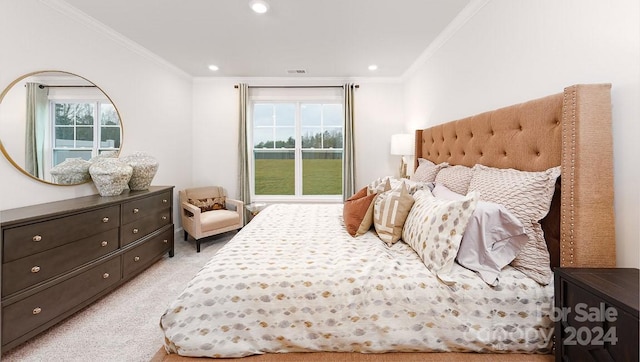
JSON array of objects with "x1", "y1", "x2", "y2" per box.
[{"x1": 554, "y1": 268, "x2": 639, "y2": 362}]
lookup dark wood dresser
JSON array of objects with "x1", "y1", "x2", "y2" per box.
[
  {"x1": 0, "y1": 186, "x2": 174, "y2": 352},
  {"x1": 554, "y1": 268, "x2": 639, "y2": 362}
]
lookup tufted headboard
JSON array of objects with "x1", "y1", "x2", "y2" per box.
[{"x1": 415, "y1": 84, "x2": 615, "y2": 269}]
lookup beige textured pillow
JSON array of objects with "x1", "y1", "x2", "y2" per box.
[
  {"x1": 434, "y1": 165, "x2": 474, "y2": 195},
  {"x1": 410, "y1": 159, "x2": 448, "y2": 183},
  {"x1": 402, "y1": 189, "x2": 478, "y2": 284},
  {"x1": 468, "y1": 164, "x2": 561, "y2": 285},
  {"x1": 373, "y1": 184, "x2": 414, "y2": 246}
]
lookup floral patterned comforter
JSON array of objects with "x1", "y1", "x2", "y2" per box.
[{"x1": 160, "y1": 204, "x2": 554, "y2": 357}]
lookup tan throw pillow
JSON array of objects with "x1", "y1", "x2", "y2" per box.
[
  {"x1": 468, "y1": 164, "x2": 561, "y2": 285},
  {"x1": 373, "y1": 184, "x2": 415, "y2": 246},
  {"x1": 434, "y1": 164, "x2": 474, "y2": 195},
  {"x1": 343, "y1": 187, "x2": 378, "y2": 237},
  {"x1": 410, "y1": 159, "x2": 448, "y2": 183},
  {"x1": 402, "y1": 189, "x2": 478, "y2": 284}
]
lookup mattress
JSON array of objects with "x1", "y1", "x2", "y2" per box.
[{"x1": 160, "y1": 203, "x2": 554, "y2": 357}]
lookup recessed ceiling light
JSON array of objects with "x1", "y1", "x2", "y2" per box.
[
  {"x1": 249, "y1": 0, "x2": 269, "y2": 14},
  {"x1": 368, "y1": 64, "x2": 378, "y2": 71},
  {"x1": 208, "y1": 64, "x2": 219, "y2": 71}
]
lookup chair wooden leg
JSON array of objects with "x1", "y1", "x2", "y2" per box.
[
  {"x1": 183, "y1": 230, "x2": 188, "y2": 241},
  {"x1": 197, "y1": 239, "x2": 201, "y2": 253}
]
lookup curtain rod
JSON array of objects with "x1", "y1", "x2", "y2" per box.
[
  {"x1": 37, "y1": 85, "x2": 96, "y2": 88},
  {"x1": 233, "y1": 84, "x2": 359, "y2": 89}
]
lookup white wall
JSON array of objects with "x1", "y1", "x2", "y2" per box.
[
  {"x1": 403, "y1": 0, "x2": 640, "y2": 267},
  {"x1": 4, "y1": 0, "x2": 636, "y2": 268},
  {"x1": 0, "y1": 0, "x2": 193, "y2": 220},
  {"x1": 191, "y1": 78, "x2": 404, "y2": 199},
  {"x1": 0, "y1": 1, "x2": 404, "y2": 230}
]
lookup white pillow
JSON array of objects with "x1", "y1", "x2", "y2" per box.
[
  {"x1": 366, "y1": 176, "x2": 392, "y2": 195},
  {"x1": 432, "y1": 183, "x2": 528, "y2": 286},
  {"x1": 367, "y1": 176, "x2": 430, "y2": 195},
  {"x1": 402, "y1": 189, "x2": 478, "y2": 284}
]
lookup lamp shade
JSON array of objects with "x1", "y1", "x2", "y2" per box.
[{"x1": 390, "y1": 134, "x2": 415, "y2": 156}]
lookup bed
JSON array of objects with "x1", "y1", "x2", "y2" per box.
[{"x1": 158, "y1": 84, "x2": 615, "y2": 361}]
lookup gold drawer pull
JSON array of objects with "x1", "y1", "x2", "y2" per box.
[
  {"x1": 133, "y1": 208, "x2": 139, "y2": 214},
  {"x1": 33, "y1": 307, "x2": 42, "y2": 315},
  {"x1": 161, "y1": 216, "x2": 167, "y2": 220},
  {"x1": 102, "y1": 217, "x2": 109, "y2": 223},
  {"x1": 31, "y1": 266, "x2": 41, "y2": 273},
  {"x1": 163, "y1": 239, "x2": 168, "y2": 244},
  {"x1": 103, "y1": 273, "x2": 110, "y2": 279},
  {"x1": 132, "y1": 228, "x2": 139, "y2": 234},
  {"x1": 32, "y1": 235, "x2": 42, "y2": 242},
  {"x1": 134, "y1": 256, "x2": 140, "y2": 262},
  {"x1": 101, "y1": 241, "x2": 108, "y2": 247}
]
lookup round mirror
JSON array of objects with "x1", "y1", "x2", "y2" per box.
[{"x1": 0, "y1": 71, "x2": 123, "y2": 185}]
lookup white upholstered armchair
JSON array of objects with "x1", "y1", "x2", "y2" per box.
[{"x1": 179, "y1": 186, "x2": 244, "y2": 252}]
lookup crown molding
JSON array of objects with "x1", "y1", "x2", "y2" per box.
[
  {"x1": 401, "y1": 0, "x2": 490, "y2": 81},
  {"x1": 40, "y1": 0, "x2": 192, "y2": 81},
  {"x1": 193, "y1": 76, "x2": 404, "y2": 86}
]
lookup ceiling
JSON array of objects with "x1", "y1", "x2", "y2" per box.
[{"x1": 62, "y1": 0, "x2": 471, "y2": 78}]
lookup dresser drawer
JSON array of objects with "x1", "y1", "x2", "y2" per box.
[
  {"x1": 555, "y1": 268, "x2": 639, "y2": 362},
  {"x1": 2, "y1": 228, "x2": 119, "y2": 297},
  {"x1": 2, "y1": 256, "x2": 121, "y2": 345},
  {"x1": 121, "y1": 209, "x2": 171, "y2": 247},
  {"x1": 561, "y1": 280, "x2": 639, "y2": 361},
  {"x1": 123, "y1": 226, "x2": 173, "y2": 279},
  {"x1": 121, "y1": 191, "x2": 171, "y2": 225},
  {"x1": 3, "y1": 205, "x2": 120, "y2": 263}
]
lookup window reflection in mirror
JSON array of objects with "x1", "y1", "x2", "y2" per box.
[{"x1": 0, "y1": 71, "x2": 122, "y2": 185}]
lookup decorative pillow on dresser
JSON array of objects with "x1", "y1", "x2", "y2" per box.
[
  {"x1": 373, "y1": 183, "x2": 414, "y2": 246},
  {"x1": 434, "y1": 164, "x2": 474, "y2": 195},
  {"x1": 343, "y1": 187, "x2": 378, "y2": 237},
  {"x1": 432, "y1": 183, "x2": 528, "y2": 286},
  {"x1": 410, "y1": 159, "x2": 448, "y2": 183},
  {"x1": 467, "y1": 164, "x2": 561, "y2": 285},
  {"x1": 402, "y1": 189, "x2": 478, "y2": 284}
]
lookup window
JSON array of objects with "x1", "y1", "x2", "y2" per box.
[
  {"x1": 251, "y1": 99, "x2": 343, "y2": 200},
  {"x1": 51, "y1": 100, "x2": 121, "y2": 166}
]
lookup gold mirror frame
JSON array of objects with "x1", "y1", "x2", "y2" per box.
[{"x1": 0, "y1": 71, "x2": 124, "y2": 186}]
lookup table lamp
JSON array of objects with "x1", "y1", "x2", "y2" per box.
[{"x1": 390, "y1": 133, "x2": 414, "y2": 179}]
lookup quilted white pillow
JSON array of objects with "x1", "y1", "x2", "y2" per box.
[
  {"x1": 402, "y1": 189, "x2": 478, "y2": 284},
  {"x1": 468, "y1": 164, "x2": 561, "y2": 285},
  {"x1": 410, "y1": 159, "x2": 448, "y2": 183},
  {"x1": 434, "y1": 164, "x2": 474, "y2": 195}
]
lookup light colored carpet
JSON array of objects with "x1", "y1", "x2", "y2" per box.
[{"x1": 1, "y1": 231, "x2": 234, "y2": 362}]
